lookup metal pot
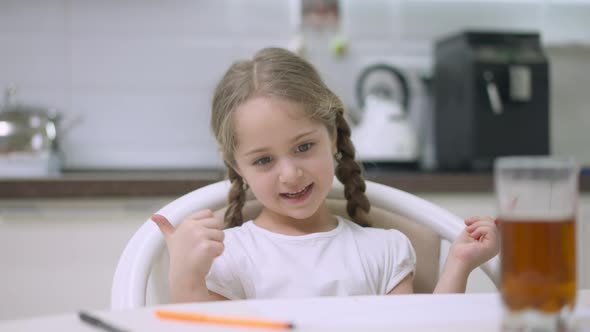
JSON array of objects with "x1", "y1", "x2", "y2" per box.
[
  {"x1": 0, "y1": 84, "x2": 64, "y2": 155},
  {"x1": 0, "y1": 105, "x2": 61, "y2": 154}
]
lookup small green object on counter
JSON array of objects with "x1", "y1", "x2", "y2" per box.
[{"x1": 329, "y1": 35, "x2": 348, "y2": 57}]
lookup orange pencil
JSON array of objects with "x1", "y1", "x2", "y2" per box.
[{"x1": 154, "y1": 309, "x2": 295, "y2": 330}]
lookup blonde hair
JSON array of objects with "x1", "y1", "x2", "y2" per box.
[{"x1": 211, "y1": 47, "x2": 370, "y2": 228}]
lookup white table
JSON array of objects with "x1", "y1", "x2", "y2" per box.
[{"x1": 2, "y1": 291, "x2": 590, "y2": 332}]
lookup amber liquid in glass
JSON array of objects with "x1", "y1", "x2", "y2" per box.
[{"x1": 500, "y1": 218, "x2": 576, "y2": 312}]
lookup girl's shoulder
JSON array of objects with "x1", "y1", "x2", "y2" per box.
[
  {"x1": 221, "y1": 221, "x2": 258, "y2": 243},
  {"x1": 338, "y1": 216, "x2": 416, "y2": 262},
  {"x1": 339, "y1": 216, "x2": 405, "y2": 235},
  {"x1": 338, "y1": 216, "x2": 411, "y2": 244}
]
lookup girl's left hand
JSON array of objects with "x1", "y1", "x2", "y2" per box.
[{"x1": 448, "y1": 216, "x2": 500, "y2": 272}]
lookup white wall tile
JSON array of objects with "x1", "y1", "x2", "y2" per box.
[
  {"x1": 400, "y1": 1, "x2": 541, "y2": 42},
  {"x1": 546, "y1": 46, "x2": 590, "y2": 165},
  {"x1": 341, "y1": 0, "x2": 401, "y2": 41},
  {"x1": 0, "y1": 0, "x2": 68, "y2": 109},
  {"x1": 0, "y1": 0, "x2": 66, "y2": 36},
  {"x1": 541, "y1": 2, "x2": 590, "y2": 44},
  {"x1": 63, "y1": 144, "x2": 222, "y2": 169},
  {"x1": 0, "y1": 37, "x2": 67, "y2": 85},
  {"x1": 228, "y1": 0, "x2": 292, "y2": 38},
  {"x1": 69, "y1": 0, "x2": 233, "y2": 40},
  {"x1": 69, "y1": 39, "x2": 234, "y2": 93},
  {"x1": 62, "y1": 94, "x2": 222, "y2": 169},
  {"x1": 66, "y1": 95, "x2": 210, "y2": 145}
]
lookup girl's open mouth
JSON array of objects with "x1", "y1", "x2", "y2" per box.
[{"x1": 279, "y1": 183, "x2": 314, "y2": 202}]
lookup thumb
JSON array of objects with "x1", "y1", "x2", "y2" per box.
[{"x1": 151, "y1": 214, "x2": 175, "y2": 237}]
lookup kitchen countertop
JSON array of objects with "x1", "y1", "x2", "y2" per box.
[{"x1": 0, "y1": 169, "x2": 589, "y2": 198}]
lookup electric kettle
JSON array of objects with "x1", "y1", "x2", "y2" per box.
[{"x1": 351, "y1": 63, "x2": 419, "y2": 167}]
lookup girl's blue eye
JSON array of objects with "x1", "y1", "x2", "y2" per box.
[
  {"x1": 297, "y1": 143, "x2": 314, "y2": 153},
  {"x1": 253, "y1": 156, "x2": 272, "y2": 166}
]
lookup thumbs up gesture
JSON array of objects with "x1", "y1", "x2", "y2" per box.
[{"x1": 151, "y1": 209, "x2": 225, "y2": 302}]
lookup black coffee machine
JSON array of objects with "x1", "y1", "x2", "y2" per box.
[{"x1": 433, "y1": 31, "x2": 550, "y2": 171}]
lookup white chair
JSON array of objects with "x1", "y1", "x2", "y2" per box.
[{"x1": 111, "y1": 179, "x2": 500, "y2": 310}]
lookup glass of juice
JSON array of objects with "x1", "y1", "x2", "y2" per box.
[{"x1": 495, "y1": 156, "x2": 579, "y2": 331}]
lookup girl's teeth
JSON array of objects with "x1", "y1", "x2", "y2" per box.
[
  {"x1": 284, "y1": 185, "x2": 309, "y2": 197},
  {"x1": 289, "y1": 188, "x2": 305, "y2": 195}
]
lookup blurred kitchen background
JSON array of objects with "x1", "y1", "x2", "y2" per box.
[
  {"x1": 1, "y1": 0, "x2": 589, "y2": 322},
  {"x1": 1, "y1": 0, "x2": 589, "y2": 172}
]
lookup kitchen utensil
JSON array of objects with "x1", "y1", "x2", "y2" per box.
[
  {"x1": 0, "y1": 85, "x2": 63, "y2": 176},
  {"x1": 351, "y1": 63, "x2": 419, "y2": 168}
]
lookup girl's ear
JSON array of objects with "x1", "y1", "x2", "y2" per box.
[
  {"x1": 233, "y1": 165, "x2": 248, "y2": 186},
  {"x1": 331, "y1": 126, "x2": 338, "y2": 154},
  {"x1": 227, "y1": 158, "x2": 243, "y2": 177},
  {"x1": 233, "y1": 164, "x2": 243, "y2": 178}
]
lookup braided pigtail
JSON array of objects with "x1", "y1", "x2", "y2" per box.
[
  {"x1": 224, "y1": 163, "x2": 247, "y2": 228},
  {"x1": 334, "y1": 112, "x2": 371, "y2": 227}
]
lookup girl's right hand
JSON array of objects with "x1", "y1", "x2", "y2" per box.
[{"x1": 151, "y1": 210, "x2": 225, "y2": 284}]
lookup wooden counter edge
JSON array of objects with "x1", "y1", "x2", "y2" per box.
[{"x1": 0, "y1": 172, "x2": 588, "y2": 198}]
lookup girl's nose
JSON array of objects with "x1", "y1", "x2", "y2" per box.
[{"x1": 278, "y1": 159, "x2": 303, "y2": 183}]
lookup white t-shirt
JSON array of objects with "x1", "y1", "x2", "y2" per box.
[{"x1": 206, "y1": 216, "x2": 416, "y2": 300}]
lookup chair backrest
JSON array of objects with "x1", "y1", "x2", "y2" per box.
[{"x1": 111, "y1": 179, "x2": 500, "y2": 310}]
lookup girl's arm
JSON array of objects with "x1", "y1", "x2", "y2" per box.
[
  {"x1": 433, "y1": 255, "x2": 470, "y2": 293},
  {"x1": 387, "y1": 273, "x2": 414, "y2": 294},
  {"x1": 151, "y1": 211, "x2": 228, "y2": 303},
  {"x1": 434, "y1": 216, "x2": 499, "y2": 294},
  {"x1": 168, "y1": 274, "x2": 229, "y2": 302}
]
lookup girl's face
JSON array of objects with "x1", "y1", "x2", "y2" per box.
[{"x1": 232, "y1": 96, "x2": 337, "y2": 222}]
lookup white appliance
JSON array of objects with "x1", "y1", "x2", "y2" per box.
[{"x1": 351, "y1": 64, "x2": 419, "y2": 166}]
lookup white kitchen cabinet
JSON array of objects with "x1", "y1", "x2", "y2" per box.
[{"x1": 0, "y1": 197, "x2": 171, "y2": 320}]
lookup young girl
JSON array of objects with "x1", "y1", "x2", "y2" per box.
[{"x1": 152, "y1": 47, "x2": 499, "y2": 303}]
